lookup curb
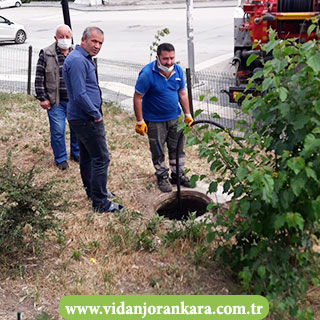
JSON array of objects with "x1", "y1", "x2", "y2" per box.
[{"x1": 24, "y1": 0, "x2": 237, "y2": 11}]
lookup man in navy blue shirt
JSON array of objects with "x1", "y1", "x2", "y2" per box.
[
  {"x1": 63, "y1": 26, "x2": 123, "y2": 213},
  {"x1": 133, "y1": 43, "x2": 194, "y2": 193}
]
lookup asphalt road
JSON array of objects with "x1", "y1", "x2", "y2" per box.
[{"x1": 0, "y1": 0, "x2": 237, "y2": 71}]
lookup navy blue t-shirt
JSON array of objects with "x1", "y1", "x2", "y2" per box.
[{"x1": 135, "y1": 61, "x2": 185, "y2": 122}]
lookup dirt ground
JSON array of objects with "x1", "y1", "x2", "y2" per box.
[
  {"x1": 0, "y1": 93, "x2": 319, "y2": 320},
  {"x1": 0, "y1": 93, "x2": 238, "y2": 320}
]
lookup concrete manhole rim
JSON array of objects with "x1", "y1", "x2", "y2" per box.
[{"x1": 153, "y1": 190, "x2": 213, "y2": 213}]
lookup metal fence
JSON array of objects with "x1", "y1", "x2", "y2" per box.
[{"x1": 0, "y1": 44, "x2": 246, "y2": 129}]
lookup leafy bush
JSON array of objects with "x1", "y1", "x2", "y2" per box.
[
  {"x1": 0, "y1": 152, "x2": 66, "y2": 257},
  {"x1": 187, "y1": 28, "x2": 320, "y2": 318}
]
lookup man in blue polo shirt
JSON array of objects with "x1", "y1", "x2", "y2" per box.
[
  {"x1": 133, "y1": 43, "x2": 194, "y2": 193},
  {"x1": 63, "y1": 26, "x2": 123, "y2": 213}
]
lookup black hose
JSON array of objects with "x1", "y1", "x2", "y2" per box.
[
  {"x1": 278, "y1": 0, "x2": 313, "y2": 12},
  {"x1": 175, "y1": 119, "x2": 244, "y2": 219}
]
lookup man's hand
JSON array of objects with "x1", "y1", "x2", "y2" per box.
[
  {"x1": 135, "y1": 121, "x2": 148, "y2": 136},
  {"x1": 184, "y1": 114, "x2": 194, "y2": 128},
  {"x1": 40, "y1": 100, "x2": 51, "y2": 110}
]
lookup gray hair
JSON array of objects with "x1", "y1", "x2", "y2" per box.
[
  {"x1": 82, "y1": 26, "x2": 104, "y2": 40},
  {"x1": 55, "y1": 24, "x2": 72, "y2": 36}
]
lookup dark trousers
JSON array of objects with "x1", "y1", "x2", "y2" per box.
[
  {"x1": 69, "y1": 120, "x2": 110, "y2": 210},
  {"x1": 146, "y1": 117, "x2": 185, "y2": 178}
]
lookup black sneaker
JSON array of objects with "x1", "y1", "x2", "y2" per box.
[
  {"x1": 94, "y1": 201, "x2": 124, "y2": 213},
  {"x1": 170, "y1": 173, "x2": 195, "y2": 188},
  {"x1": 56, "y1": 161, "x2": 69, "y2": 170},
  {"x1": 70, "y1": 155, "x2": 80, "y2": 163},
  {"x1": 157, "y1": 174, "x2": 172, "y2": 193}
]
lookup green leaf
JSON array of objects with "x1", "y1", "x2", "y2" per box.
[
  {"x1": 208, "y1": 181, "x2": 217, "y2": 193},
  {"x1": 287, "y1": 157, "x2": 305, "y2": 175},
  {"x1": 249, "y1": 247, "x2": 258, "y2": 259},
  {"x1": 194, "y1": 109, "x2": 203, "y2": 118},
  {"x1": 199, "y1": 95, "x2": 205, "y2": 101},
  {"x1": 234, "y1": 184, "x2": 244, "y2": 197},
  {"x1": 223, "y1": 180, "x2": 230, "y2": 193},
  {"x1": 301, "y1": 134, "x2": 320, "y2": 156},
  {"x1": 278, "y1": 87, "x2": 288, "y2": 102},
  {"x1": 240, "y1": 200, "x2": 250, "y2": 214},
  {"x1": 209, "y1": 96, "x2": 218, "y2": 102},
  {"x1": 264, "y1": 39, "x2": 280, "y2": 54},
  {"x1": 293, "y1": 115, "x2": 310, "y2": 130},
  {"x1": 307, "y1": 24, "x2": 316, "y2": 37},
  {"x1": 285, "y1": 212, "x2": 305, "y2": 231},
  {"x1": 206, "y1": 231, "x2": 214, "y2": 243},
  {"x1": 210, "y1": 112, "x2": 221, "y2": 119},
  {"x1": 246, "y1": 53, "x2": 258, "y2": 67},
  {"x1": 239, "y1": 267, "x2": 252, "y2": 290},
  {"x1": 312, "y1": 196, "x2": 320, "y2": 218},
  {"x1": 262, "y1": 77, "x2": 273, "y2": 92},
  {"x1": 186, "y1": 135, "x2": 200, "y2": 146},
  {"x1": 262, "y1": 174, "x2": 274, "y2": 203},
  {"x1": 291, "y1": 174, "x2": 307, "y2": 197},
  {"x1": 236, "y1": 166, "x2": 249, "y2": 181},
  {"x1": 312, "y1": 101, "x2": 320, "y2": 116},
  {"x1": 190, "y1": 175, "x2": 198, "y2": 188},
  {"x1": 274, "y1": 214, "x2": 286, "y2": 230},
  {"x1": 279, "y1": 103, "x2": 290, "y2": 117},
  {"x1": 257, "y1": 265, "x2": 266, "y2": 277},
  {"x1": 307, "y1": 53, "x2": 320, "y2": 73},
  {"x1": 251, "y1": 71, "x2": 263, "y2": 81},
  {"x1": 306, "y1": 167, "x2": 317, "y2": 181}
]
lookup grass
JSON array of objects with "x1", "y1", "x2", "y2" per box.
[
  {"x1": 0, "y1": 93, "x2": 319, "y2": 320},
  {"x1": 0, "y1": 93, "x2": 236, "y2": 320}
]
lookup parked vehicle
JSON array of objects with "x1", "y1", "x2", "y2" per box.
[
  {"x1": 226, "y1": 0, "x2": 319, "y2": 103},
  {"x1": 0, "y1": 0, "x2": 22, "y2": 8},
  {"x1": 0, "y1": 15, "x2": 26, "y2": 44}
]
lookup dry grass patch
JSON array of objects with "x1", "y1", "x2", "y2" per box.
[{"x1": 0, "y1": 93, "x2": 236, "y2": 320}]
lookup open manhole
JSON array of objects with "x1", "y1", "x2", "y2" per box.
[{"x1": 154, "y1": 190, "x2": 212, "y2": 220}]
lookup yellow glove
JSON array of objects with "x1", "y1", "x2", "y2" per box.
[
  {"x1": 135, "y1": 120, "x2": 148, "y2": 136},
  {"x1": 184, "y1": 114, "x2": 194, "y2": 128}
]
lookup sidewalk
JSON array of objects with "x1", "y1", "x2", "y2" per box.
[{"x1": 25, "y1": 0, "x2": 237, "y2": 11}]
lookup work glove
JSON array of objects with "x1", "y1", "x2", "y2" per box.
[
  {"x1": 184, "y1": 114, "x2": 194, "y2": 128},
  {"x1": 135, "y1": 120, "x2": 148, "y2": 136}
]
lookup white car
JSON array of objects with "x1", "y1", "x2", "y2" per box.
[
  {"x1": 0, "y1": 16, "x2": 26, "y2": 44},
  {"x1": 0, "y1": 0, "x2": 22, "y2": 8}
]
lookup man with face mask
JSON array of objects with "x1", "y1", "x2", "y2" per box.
[
  {"x1": 35, "y1": 24, "x2": 79, "y2": 170},
  {"x1": 133, "y1": 43, "x2": 195, "y2": 193}
]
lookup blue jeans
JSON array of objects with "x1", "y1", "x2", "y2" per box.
[
  {"x1": 47, "y1": 100, "x2": 79, "y2": 164},
  {"x1": 69, "y1": 119, "x2": 110, "y2": 210}
]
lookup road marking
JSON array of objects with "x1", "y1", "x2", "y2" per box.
[
  {"x1": 0, "y1": 74, "x2": 35, "y2": 81},
  {"x1": 195, "y1": 53, "x2": 234, "y2": 71},
  {"x1": 99, "y1": 81, "x2": 134, "y2": 97}
]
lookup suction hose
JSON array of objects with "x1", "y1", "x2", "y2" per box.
[{"x1": 175, "y1": 119, "x2": 244, "y2": 219}]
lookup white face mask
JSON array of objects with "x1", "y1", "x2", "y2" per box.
[
  {"x1": 57, "y1": 38, "x2": 72, "y2": 50},
  {"x1": 157, "y1": 57, "x2": 174, "y2": 73}
]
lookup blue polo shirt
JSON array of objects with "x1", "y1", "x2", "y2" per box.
[
  {"x1": 63, "y1": 45, "x2": 102, "y2": 121},
  {"x1": 135, "y1": 61, "x2": 185, "y2": 122}
]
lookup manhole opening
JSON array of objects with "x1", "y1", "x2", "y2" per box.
[{"x1": 155, "y1": 194, "x2": 210, "y2": 220}]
